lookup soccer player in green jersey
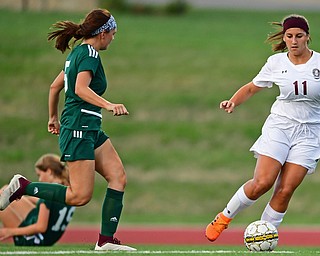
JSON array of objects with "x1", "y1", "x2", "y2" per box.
[
  {"x1": 0, "y1": 154, "x2": 75, "y2": 246},
  {"x1": 0, "y1": 9, "x2": 135, "y2": 251}
]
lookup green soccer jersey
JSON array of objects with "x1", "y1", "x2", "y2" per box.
[
  {"x1": 41, "y1": 200, "x2": 75, "y2": 245},
  {"x1": 15, "y1": 199, "x2": 75, "y2": 246},
  {"x1": 60, "y1": 44, "x2": 107, "y2": 131}
]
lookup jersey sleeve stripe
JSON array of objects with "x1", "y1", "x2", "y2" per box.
[{"x1": 87, "y1": 45, "x2": 98, "y2": 58}]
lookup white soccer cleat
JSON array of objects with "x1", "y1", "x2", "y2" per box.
[
  {"x1": 0, "y1": 174, "x2": 30, "y2": 210},
  {"x1": 94, "y1": 240, "x2": 136, "y2": 251}
]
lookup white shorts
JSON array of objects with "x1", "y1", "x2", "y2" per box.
[{"x1": 250, "y1": 114, "x2": 320, "y2": 174}]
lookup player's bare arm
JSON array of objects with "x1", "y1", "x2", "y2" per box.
[
  {"x1": 48, "y1": 71, "x2": 64, "y2": 135},
  {"x1": 75, "y1": 71, "x2": 129, "y2": 116},
  {"x1": 0, "y1": 204, "x2": 49, "y2": 241},
  {"x1": 220, "y1": 82, "x2": 264, "y2": 113}
]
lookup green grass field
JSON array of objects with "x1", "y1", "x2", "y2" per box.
[
  {"x1": 1, "y1": 244, "x2": 320, "y2": 256},
  {"x1": 1, "y1": 6, "x2": 320, "y2": 229}
]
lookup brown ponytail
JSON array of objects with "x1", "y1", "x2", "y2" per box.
[
  {"x1": 48, "y1": 9, "x2": 112, "y2": 53},
  {"x1": 266, "y1": 22, "x2": 287, "y2": 52}
]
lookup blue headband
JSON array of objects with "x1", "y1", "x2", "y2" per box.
[{"x1": 91, "y1": 15, "x2": 117, "y2": 36}]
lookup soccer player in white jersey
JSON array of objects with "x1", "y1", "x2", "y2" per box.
[{"x1": 206, "y1": 14, "x2": 320, "y2": 242}]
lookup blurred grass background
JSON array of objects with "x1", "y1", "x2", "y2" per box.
[{"x1": 1, "y1": 7, "x2": 320, "y2": 227}]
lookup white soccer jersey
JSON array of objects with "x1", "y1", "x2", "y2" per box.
[{"x1": 253, "y1": 51, "x2": 320, "y2": 123}]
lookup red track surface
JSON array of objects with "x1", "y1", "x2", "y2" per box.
[{"x1": 58, "y1": 226, "x2": 320, "y2": 246}]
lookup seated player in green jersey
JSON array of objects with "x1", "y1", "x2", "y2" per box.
[{"x1": 0, "y1": 154, "x2": 75, "y2": 246}]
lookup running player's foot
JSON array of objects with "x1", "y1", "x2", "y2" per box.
[
  {"x1": 205, "y1": 212, "x2": 232, "y2": 242},
  {"x1": 0, "y1": 174, "x2": 30, "y2": 210},
  {"x1": 94, "y1": 237, "x2": 136, "y2": 251}
]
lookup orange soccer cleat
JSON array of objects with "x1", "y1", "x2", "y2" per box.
[{"x1": 205, "y1": 212, "x2": 232, "y2": 242}]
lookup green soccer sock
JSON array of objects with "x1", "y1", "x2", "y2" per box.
[
  {"x1": 100, "y1": 188, "x2": 124, "y2": 237},
  {"x1": 25, "y1": 182, "x2": 67, "y2": 204}
]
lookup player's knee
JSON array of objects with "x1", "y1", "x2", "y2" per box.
[
  {"x1": 111, "y1": 172, "x2": 127, "y2": 190},
  {"x1": 118, "y1": 171, "x2": 127, "y2": 188},
  {"x1": 105, "y1": 168, "x2": 127, "y2": 190},
  {"x1": 67, "y1": 193, "x2": 92, "y2": 206},
  {"x1": 76, "y1": 197, "x2": 91, "y2": 206},
  {"x1": 275, "y1": 186, "x2": 294, "y2": 200},
  {"x1": 250, "y1": 179, "x2": 273, "y2": 198}
]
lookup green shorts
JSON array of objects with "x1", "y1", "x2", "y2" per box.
[
  {"x1": 59, "y1": 127, "x2": 109, "y2": 162},
  {"x1": 14, "y1": 208, "x2": 43, "y2": 246}
]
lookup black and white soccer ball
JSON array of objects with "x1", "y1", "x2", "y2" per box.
[{"x1": 244, "y1": 220, "x2": 278, "y2": 252}]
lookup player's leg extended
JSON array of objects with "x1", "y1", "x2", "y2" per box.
[
  {"x1": 94, "y1": 139, "x2": 135, "y2": 251},
  {"x1": 0, "y1": 195, "x2": 36, "y2": 228},
  {"x1": 0, "y1": 160, "x2": 95, "y2": 209},
  {"x1": 261, "y1": 162, "x2": 307, "y2": 227},
  {"x1": 206, "y1": 155, "x2": 281, "y2": 242}
]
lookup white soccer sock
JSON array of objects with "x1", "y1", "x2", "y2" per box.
[
  {"x1": 222, "y1": 185, "x2": 256, "y2": 219},
  {"x1": 261, "y1": 203, "x2": 286, "y2": 228}
]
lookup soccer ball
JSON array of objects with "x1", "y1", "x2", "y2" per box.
[{"x1": 244, "y1": 220, "x2": 278, "y2": 252}]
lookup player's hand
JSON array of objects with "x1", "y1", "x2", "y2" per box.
[
  {"x1": 0, "y1": 228, "x2": 12, "y2": 241},
  {"x1": 107, "y1": 103, "x2": 129, "y2": 116},
  {"x1": 48, "y1": 118, "x2": 60, "y2": 135},
  {"x1": 220, "y1": 100, "x2": 235, "y2": 113}
]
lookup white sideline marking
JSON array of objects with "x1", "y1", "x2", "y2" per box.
[{"x1": 0, "y1": 250, "x2": 295, "y2": 255}]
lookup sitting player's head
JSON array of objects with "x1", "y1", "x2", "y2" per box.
[{"x1": 34, "y1": 154, "x2": 69, "y2": 185}]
